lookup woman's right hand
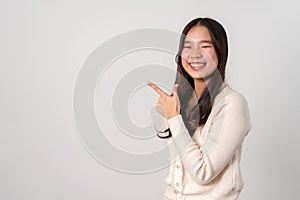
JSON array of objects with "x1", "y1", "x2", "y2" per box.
[{"x1": 147, "y1": 81, "x2": 180, "y2": 120}]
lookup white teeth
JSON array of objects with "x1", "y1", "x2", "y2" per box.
[{"x1": 190, "y1": 63, "x2": 205, "y2": 68}]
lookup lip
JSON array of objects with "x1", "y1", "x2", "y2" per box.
[{"x1": 189, "y1": 62, "x2": 206, "y2": 71}]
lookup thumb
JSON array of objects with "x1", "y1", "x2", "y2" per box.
[{"x1": 172, "y1": 84, "x2": 179, "y2": 97}]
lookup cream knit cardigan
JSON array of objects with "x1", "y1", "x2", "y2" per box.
[{"x1": 163, "y1": 84, "x2": 252, "y2": 200}]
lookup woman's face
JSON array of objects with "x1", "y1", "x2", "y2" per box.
[{"x1": 181, "y1": 25, "x2": 219, "y2": 80}]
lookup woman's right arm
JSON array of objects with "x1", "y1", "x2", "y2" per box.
[{"x1": 166, "y1": 93, "x2": 252, "y2": 185}]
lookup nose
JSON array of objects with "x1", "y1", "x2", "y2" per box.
[{"x1": 190, "y1": 46, "x2": 202, "y2": 59}]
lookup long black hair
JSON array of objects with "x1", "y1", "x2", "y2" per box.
[{"x1": 175, "y1": 17, "x2": 228, "y2": 136}]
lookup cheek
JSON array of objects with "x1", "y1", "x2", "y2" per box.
[
  {"x1": 206, "y1": 49, "x2": 218, "y2": 66},
  {"x1": 181, "y1": 57, "x2": 189, "y2": 70},
  {"x1": 181, "y1": 49, "x2": 190, "y2": 61}
]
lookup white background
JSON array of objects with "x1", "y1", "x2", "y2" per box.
[{"x1": 1, "y1": 0, "x2": 299, "y2": 199}]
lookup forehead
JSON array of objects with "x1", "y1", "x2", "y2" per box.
[{"x1": 185, "y1": 25, "x2": 212, "y2": 43}]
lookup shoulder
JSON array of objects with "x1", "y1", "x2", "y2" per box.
[
  {"x1": 211, "y1": 84, "x2": 252, "y2": 133},
  {"x1": 214, "y1": 84, "x2": 249, "y2": 108},
  {"x1": 210, "y1": 84, "x2": 251, "y2": 126}
]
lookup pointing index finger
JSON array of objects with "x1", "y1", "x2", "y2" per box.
[{"x1": 147, "y1": 81, "x2": 168, "y2": 97}]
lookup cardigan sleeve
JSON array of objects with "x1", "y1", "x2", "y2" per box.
[{"x1": 166, "y1": 93, "x2": 252, "y2": 185}]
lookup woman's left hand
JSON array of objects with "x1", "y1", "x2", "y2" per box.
[{"x1": 147, "y1": 81, "x2": 180, "y2": 119}]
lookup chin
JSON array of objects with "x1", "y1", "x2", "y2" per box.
[
  {"x1": 188, "y1": 70, "x2": 205, "y2": 79},
  {"x1": 191, "y1": 74, "x2": 204, "y2": 80}
]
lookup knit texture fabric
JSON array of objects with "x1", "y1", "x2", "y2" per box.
[{"x1": 163, "y1": 84, "x2": 252, "y2": 200}]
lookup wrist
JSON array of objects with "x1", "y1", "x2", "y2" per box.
[{"x1": 166, "y1": 113, "x2": 180, "y2": 120}]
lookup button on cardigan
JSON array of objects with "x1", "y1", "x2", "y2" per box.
[{"x1": 162, "y1": 84, "x2": 252, "y2": 200}]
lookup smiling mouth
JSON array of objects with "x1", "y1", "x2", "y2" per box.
[{"x1": 189, "y1": 62, "x2": 206, "y2": 70}]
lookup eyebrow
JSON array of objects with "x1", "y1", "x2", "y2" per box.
[{"x1": 184, "y1": 40, "x2": 213, "y2": 44}]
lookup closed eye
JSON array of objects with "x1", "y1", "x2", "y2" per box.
[{"x1": 201, "y1": 45, "x2": 212, "y2": 48}]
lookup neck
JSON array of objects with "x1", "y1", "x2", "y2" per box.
[{"x1": 194, "y1": 79, "x2": 207, "y2": 100}]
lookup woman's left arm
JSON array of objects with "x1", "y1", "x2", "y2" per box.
[{"x1": 167, "y1": 93, "x2": 252, "y2": 185}]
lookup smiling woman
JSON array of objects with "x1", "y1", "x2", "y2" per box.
[
  {"x1": 147, "y1": 18, "x2": 252, "y2": 200},
  {"x1": 181, "y1": 26, "x2": 218, "y2": 82}
]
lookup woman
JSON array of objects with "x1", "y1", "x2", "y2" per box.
[{"x1": 147, "y1": 18, "x2": 252, "y2": 200}]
